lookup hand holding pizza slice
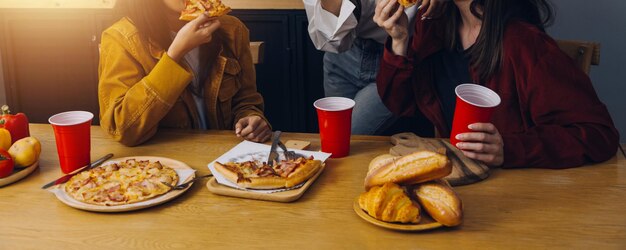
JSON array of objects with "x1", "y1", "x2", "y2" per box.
[{"x1": 180, "y1": 0, "x2": 232, "y2": 21}]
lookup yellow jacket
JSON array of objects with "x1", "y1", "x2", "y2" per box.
[{"x1": 98, "y1": 16, "x2": 268, "y2": 146}]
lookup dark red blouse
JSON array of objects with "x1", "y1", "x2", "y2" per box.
[{"x1": 377, "y1": 18, "x2": 619, "y2": 169}]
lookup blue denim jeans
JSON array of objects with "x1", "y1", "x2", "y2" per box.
[{"x1": 323, "y1": 38, "x2": 395, "y2": 135}]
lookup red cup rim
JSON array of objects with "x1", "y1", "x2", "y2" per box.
[
  {"x1": 455, "y1": 83, "x2": 501, "y2": 108},
  {"x1": 313, "y1": 97, "x2": 356, "y2": 112},
  {"x1": 49, "y1": 111, "x2": 94, "y2": 126}
]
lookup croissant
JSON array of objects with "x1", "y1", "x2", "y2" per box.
[{"x1": 358, "y1": 183, "x2": 421, "y2": 224}]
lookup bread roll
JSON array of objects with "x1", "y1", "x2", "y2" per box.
[
  {"x1": 411, "y1": 181, "x2": 463, "y2": 226},
  {"x1": 358, "y1": 183, "x2": 421, "y2": 224},
  {"x1": 364, "y1": 151, "x2": 452, "y2": 189}
]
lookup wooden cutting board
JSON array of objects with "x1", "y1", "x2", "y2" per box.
[{"x1": 389, "y1": 133, "x2": 490, "y2": 186}]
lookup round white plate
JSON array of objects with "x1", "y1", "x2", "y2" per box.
[
  {"x1": 0, "y1": 161, "x2": 39, "y2": 188},
  {"x1": 52, "y1": 156, "x2": 195, "y2": 212}
]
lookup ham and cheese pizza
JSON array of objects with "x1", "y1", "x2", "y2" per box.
[
  {"x1": 179, "y1": 0, "x2": 232, "y2": 21},
  {"x1": 64, "y1": 159, "x2": 179, "y2": 206},
  {"x1": 214, "y1": 156, "x2": 322, "y2": 189}
]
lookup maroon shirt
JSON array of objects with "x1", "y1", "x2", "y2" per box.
[{"x1": 377, "y1": 18, "x2": 619, "y2": 169}]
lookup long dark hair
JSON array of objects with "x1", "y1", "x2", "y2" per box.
[
  {"x1": 441, "y1": 0, "x2": 555, "y2": 82},
  {"x1": 113, "y1": 0, "x2": 173, "y2": 49}
]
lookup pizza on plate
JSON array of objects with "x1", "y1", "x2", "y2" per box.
[
  {"x1": 64, "y1": 159, "x2": 179, "y2": 206},
  {"x1": 214, "y1": 156, "x2": 322, "y2": 189},
  {"x1": 179, "y1": 0, "x2": 232, "y2": 21}
]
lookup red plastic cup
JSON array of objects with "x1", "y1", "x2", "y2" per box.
[
  {"x1": 48, "y1": 111, "x2": 93, "y2": 174},
  {"x1": 450, "y1": 84, "x2": 501, "y2": 148},
  {"x1": 314, "y1": 97, "x2": 356, "y2": 158}
]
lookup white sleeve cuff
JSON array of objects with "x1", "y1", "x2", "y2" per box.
[
  {"x1": 317, "y1": 0, "x2": 356, "y2": 36},
  {"x1": 304, "y1": 0, "x2": 358, "y2": 52}
]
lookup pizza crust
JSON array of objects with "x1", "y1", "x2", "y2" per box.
[{"x1": 285, "y1": 160, "x2": 322, "y2": 188}]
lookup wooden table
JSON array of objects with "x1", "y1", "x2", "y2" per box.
[{"x1": 1, "y1": 124, "x2": 625, "y2": 249}]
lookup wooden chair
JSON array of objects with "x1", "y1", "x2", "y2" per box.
[
  {"x1": 249, "y1": 41, "x2": 265, "y2": 64},
  {"x1": 556, "y1": 40, "x2": 600, "y2": 75}
]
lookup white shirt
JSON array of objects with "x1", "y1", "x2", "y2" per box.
[
  {"x1": 173, "y1": 32, "x2": 209, "y2": 129},
  {"x1": 183, "y1": 46, "x2": 209, "y2": 130},
  {"x1": 304, "y1": 0, "x2": 418, "y2": 53}
]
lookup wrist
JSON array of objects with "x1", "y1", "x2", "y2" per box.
[
  {"x1": 167, "y1": 43, "x2": 187, "y2": 63},
  {"x1": 391, "y1": 36, "x2": 409, "y2": 56}
]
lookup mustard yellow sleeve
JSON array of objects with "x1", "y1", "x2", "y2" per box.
[
  {"x1": 230, "y1": 21, "x2": 271, "y2": 129},
  {"x1": 98, "y1": 30, "x2": 192, "y2": 146}
]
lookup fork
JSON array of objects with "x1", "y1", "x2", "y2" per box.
[
  {"x1": 162, "y1": 174, "x2": 213, "y2": 190},
  {"x1": 277, "y1": 141, "x2": 305, "y2": 161}
]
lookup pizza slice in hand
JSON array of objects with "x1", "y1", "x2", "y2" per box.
[
  {"x1": 397, "y1": 0, "x2": 418, "y2": 8},
  {"x1": 180, "y1": 0, "x2": 232, "y2": 21}
]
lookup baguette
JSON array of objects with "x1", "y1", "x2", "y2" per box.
[
  {"x1": 364, "y1": 151, "x2": 452, "y2": 189},
  {"x1": 410, "y1": 180, "x2": 463, "y2": 226},
  {"x1": 367, "y1": 154, "x2": 399, "y2": 173}
]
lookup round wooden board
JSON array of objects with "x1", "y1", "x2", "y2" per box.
[
  {"x1": 0, "y1": 161, "x2": 39, "y2": 188},
  {"x1": 52, "y1": 156, "x2": 195, "y2": 212},
  {"x1": 353, "y1": 197, "x2": 444, "y2": 231}
]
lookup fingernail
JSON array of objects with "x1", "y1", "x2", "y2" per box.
[
  {"x1": 417, "y1": 5, "x2": 422, "y2": 10},
  {"x1": 421, "y1": 16, "x2": 427, "y2": 20},
  {"x1": 468, "y1": 124, "x2": 475, "y2": 130},
  {"x1": 456, "y1": 143, "x2": 463, "y2": 148},
  {"x1": 456, "y1": 134, "x2": 462, "y2": 140}
]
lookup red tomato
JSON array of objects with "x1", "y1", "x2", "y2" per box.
[
  {"x1": 0, "y1": 105, "x2": 30, "y2": 144},
  {"x1": 0, "y1": 149, "x2": 14, "y2": 178}
]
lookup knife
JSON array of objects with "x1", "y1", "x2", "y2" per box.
[
  {"x1": 41, "y1": 153, "x2": 114, "y2": 189},
  {"x1": 267, "y1": 131, "x2": 282, "y2": 167}
]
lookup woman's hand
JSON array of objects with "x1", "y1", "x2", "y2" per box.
[
  {"x1": 374, "y1": 0, "x2": 409, "y2": 41},
  {"x1": 235, "y1": 116, "x2": 271, "y2": 142},
  {"x1": 455, "y1": 123, "x2": 504, "y2": 167},
  {"x1": 374, "y1": 0, "x2": 409, "y2": 56},
  {"x1": 418, "y1": 0, "x2": 444, "y2": 20},
  {"x1": 167, "y1": 13, "x2": 221, "y2": 62}
]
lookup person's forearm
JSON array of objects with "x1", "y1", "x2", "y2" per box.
[{"x1": 321, "y1": 0, "x2": 343, "y2": 16}]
